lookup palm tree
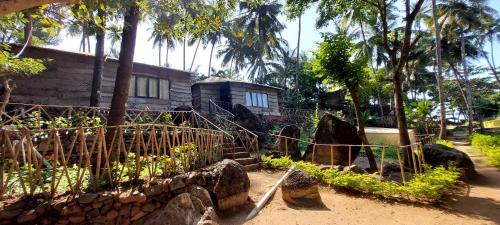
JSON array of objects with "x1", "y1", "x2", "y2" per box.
[
  {"x1": 480, "y1": 18, "x2": 500, "y2": 85},
  {"x1": 439, "y1": 0, "x2": 496, "y2": 134},
  {"x1": 430, "y1": 0, "x2": 447, "y2": 139},
  {"x1": 233, "y1": 0, "x2": 286, "y2": 82},
  {"x1": 217, "y1": 28, "x2": 253, "y2": 74}
]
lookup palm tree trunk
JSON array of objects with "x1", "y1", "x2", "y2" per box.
[
  {"x1": 107, "y1": 3, "x2": 140, "y2": 127},
  {"x1": 296, "y1": 15, "x2": 301, "y2": 89},
  {"x1": 460, "y1": 31, "x2": 474, "y2": 135},
  {"x1": 491, "y1": 36, "x2": 499, "y2": 84},
  {"x1": 0, "y1": 78, "x2": 12, "y2": 115},
  {"x1": 393, "y1": 72, "x2": 413, "y2": 167},
  {"x1": 349, "y1": 87, "x2": 378, "y2": 172},
  {"x1": 183, "y1": 38, "x2": 186, "y2": 70},
  {"x1": 189, "y1": 39, "x2": 201, "y2": 72},
  {"x1": 165, "y1": 39, "x2": 169, "y2": 67},
  {"x1": 431, "y1": 0, "x2": 447, "y2": 139},
  {"x1": 449, "y1": 62, "x2": 471, "y2": 123},
  {"x1": 87, "y1": 36, "x2": 91, "y2": 53},
  {"x1": 158, "y1": 36, "x2": 162, "y2": 66},
  {"x1": 89, "y1": 9, "x2": 106, "y2": 107},
  {"x1": 208, "y1": 42, "x2": 215, "y2": 77}
]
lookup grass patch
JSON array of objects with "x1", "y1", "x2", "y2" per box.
[
  {"x1": 471, "y1": 133, "x2": 500, "y2": 167},
  {"x1": 262, "y1": 156, "x2": 460, "y2": 202},
  {"x1": 436, "y1": 139, "x2": 454, "y2": 148}
]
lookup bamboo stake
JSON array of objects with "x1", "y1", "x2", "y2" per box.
[{"x1": 396, "y1": 147, "x2": 406, "y2": 183}]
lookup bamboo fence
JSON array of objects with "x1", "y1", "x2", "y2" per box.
[
  {"x1": 267, "y1": 133, "x2": 427, "y2": 183},
  {"x1": 0, "y1": 124, "x2": 226, "y2": 199}
]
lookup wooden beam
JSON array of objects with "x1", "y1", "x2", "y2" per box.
[{"x1": 0, "y1": 0, "x2": 76, "y2": 16}]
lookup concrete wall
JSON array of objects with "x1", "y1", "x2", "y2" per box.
[{"x1": 7, "y1": 46, "x2": 192, "y2": 110}]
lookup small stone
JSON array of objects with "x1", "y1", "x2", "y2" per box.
[
  {"x1": 341, "y1": 165, "x2": 366, "y2": 174},
  {"x1": 78, "y1": 193, "x2": 98, "y2": 204},
  {"x1": 35, "y1": 202, "x2": 48, "y2": 215},
  {"x1": 97, "y1": 193, "x2": 114, "y2": 202},
  {"x1": 169, "y1": 175, "x2": 186, "y2": 191},
  {"x1": 0, "y1": 209, "x2": 23, "y2": 220},
  {"x1": 68, "y1": 216, "x2": 85, "y2": 224},
  {"x1": 16, "y1": 209, "x2": 38, "y2": 223},
  {"x1": 130, "y1": 211, "x2": 147, "y2": 221},
  {"x1": 144, "y1": 184, "x2": 164, "y2": 197},
  {"x1": 87, "y1": 208, "x2": 100, "y2": 217},
  {"x1": 56, "y1": 219, "x2": 70, "y2": 225},
  {"x1": 141, "y1": 203, "x2": 157, "y2": 213},
  {"x1": 100, "y1": 203, "x2": 112, "y2": 215},
  {"x1": 189, "y1": 185, "x2": 213, "y2": 208},
  {"x1": 53, "y1": 199, "x2": 67, "y2": 212},
  {"x1": 119, "y1": 193, "x2": 147, "y2": 204},
  {"x1": 92, "y1": 201, "x2": 103, "y2": 209},
  {"x1": 105, "y1": 210, "x2": 118, "y2": 220},
  {"x1": 119, "y1": 204, "x2": 131, "y2": 217},
  {"x1": 131, "y1": 206, "x2": 141, "y2": 217},
  {"x1": 61, "y1": 205, "x2": 83, "y2": 216}
]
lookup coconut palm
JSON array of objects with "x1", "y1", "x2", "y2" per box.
[{"x1": 233, "y1": 0, "x2": 286, "y2": 82}]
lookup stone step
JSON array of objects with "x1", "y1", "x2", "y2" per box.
[
  {"x1": 234, "y1": 157, "x2": 258, "y2": 165},
  {"x1": 244, "y1": 163, "x2": 260, "y2": 171},
  {"x1": 223, "y1": 147, "x2": 246, "y2": 153},
  {"x1": 223, "y1": 151, "x2": 250, "y2": 159}
]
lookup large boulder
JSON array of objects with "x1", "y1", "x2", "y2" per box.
[
  {"x1": 134, "y1": 192, "x2": 216, "y2": 225},
  {"x1": 191, "y1": 159, "x2": 250, "y2": 211},
  {"x1": 276, "y1": 125, "x2": 301, "y2": 161},
  {"x1": 304, "y1": 114, "x2": 362, "y2": 165},
  {"x1": 423, "y1": 144, "x2": 476, "y2": 179},
  {"x1": 281, "y1": 171, "x2": 321, "y2": 206},
  {"x1": 232, "y1": 104, "x2": 260, "y2": 132}
]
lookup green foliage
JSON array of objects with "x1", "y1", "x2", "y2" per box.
[
  {"x1": 471, "y1": 133, "x2": 500, "y2": 167},
  {"x1": 405, "y1": 100, "x2": 436, "y2": 130},
  {"x1": 15, "y1": 111, "x2": 103, "y2": 129},
  {"x1": 262, "y1": 156, "x2": 460, "y2": 201},
  {"x1": 436, "y1": 139, "x2": 454, "y2": 148},
  {"x1": 0, "y1": 46, "x2": 46, "y2": 76},
  {"x1": 311, "y1": 33, "x2": 368, "y2": 90}
]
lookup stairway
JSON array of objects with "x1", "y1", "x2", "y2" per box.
[{"x1": 222, "y1": 143, "x2": 260, "y2": 171}]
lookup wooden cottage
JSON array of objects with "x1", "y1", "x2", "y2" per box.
[
  {"x1": 192, "y1": 77, "x2": 281, "y2": 116},
  {"x1": 5, "y1": 46, "x2": 192, "y2": 110}
]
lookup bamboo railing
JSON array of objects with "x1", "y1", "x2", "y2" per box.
[
  {"x1": 0, "y1": 124, "x2": 226, "y2": 198},
  {"x1": 264, "y1": 133, "x2": 427, "y2": 183},
  {"x1": 208, "y1": 100, "x2": 260, "y2": 160}
]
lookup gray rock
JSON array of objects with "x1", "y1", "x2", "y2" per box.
[{"x1": 423, "y1": 144, "x2": 476, "y2": 179}]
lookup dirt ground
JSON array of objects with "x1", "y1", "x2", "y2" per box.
[{"x1": 220, "y1": 145, "x2": 500, "y2": 225}]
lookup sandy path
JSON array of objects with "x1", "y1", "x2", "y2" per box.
[{"x1": 220, "y1": 145, "x2": 500, "y2": 225}]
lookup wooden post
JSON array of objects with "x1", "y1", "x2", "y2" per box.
[
  {"x1": 380, "y1": 146, "x2": 386, "y2": 177},
  {"x1": 396, "y1": 146, "x2": 406, "y2": 183}
]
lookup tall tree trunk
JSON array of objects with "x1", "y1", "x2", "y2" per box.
[
  {"x1": 89, "y1": 9, "x2": 106, "y2": 107},
  {"x1": 87, "y1": 36, "x2": 91, "y2": 53},
  {"x1": 0, "y1": 78, "x2": 12, "y2": 115},
  {"x1": 165, "y1": 39, "x2": 169, "y2": 67},
  {"x1": 208, "y1": 42, "x2": 215, "y2": 77},
  {"x1": 460, "y1": 31, "x2": 474, "y2": 135},
  {"x1": 158, "y1": 36, "x2": 162, "y2": 66},
  {"x1": 80, "y1": 34, "x2": 86, "y2": 52},
  {"x1": 431, "y1": 0, "x2": 447, "y2": 139},
  {"x1": 349, "y1": 87, "x2": 378, "y2": 172},
  {"x1": 449, "y1": 62, "x2": 471, "y2": 123},
  {"x1": 23, "y1": 12, "x2": 32, "y2": 46},
  {"x1": 296, "y1": 15, "x2": 301, "y2": 89},
  {"x1": 490, "y1": 35, "x2": 500, "y2": 85},
  {"x1": 189, "y1": 39, "x2": 201, "y2": 72},
  {"x1": 107, "y1": 3, "x2": 139, "y2": 127},
  {"x1": 183, "y1": 38, "x2": 186, "y2": 70},
  {"x1": 393, "y1": 72, "x2": 413, "y2": 167}
]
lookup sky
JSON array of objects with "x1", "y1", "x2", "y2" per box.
[{"x1": 53, "y1": 0, "x2": 500, "y2": 80}]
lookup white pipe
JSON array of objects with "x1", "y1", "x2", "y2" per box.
[{"x1": 246, "y1": 166, "x2": 295, "y2": 221}]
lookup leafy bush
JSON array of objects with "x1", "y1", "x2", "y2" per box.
[
  {"x1": 471, "y1": 133, "x2": 500, "y2": 167},
  {"x1": 436, "y1": 139, "x2": 454, "y2": 148},
  {"x1": 262, "y1": 156, "x2": 460, "y2": 201}
]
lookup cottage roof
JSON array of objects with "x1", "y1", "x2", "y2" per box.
[{"x1": 193, "y1": 77, "x2": 281, "y2": 90}]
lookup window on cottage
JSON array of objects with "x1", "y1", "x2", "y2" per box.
[
  {"x1": 245, "y1": 91, "x2": 269, "y2": 108},
  {"x1": 129, "y1": 75, "x2": 169, "y2": 99}
]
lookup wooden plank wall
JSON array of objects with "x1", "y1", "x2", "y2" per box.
[
  {"x1": 229, "y1": 83, "x2": 280, "y2": 116},
  {"x1": 192, "y1": 83, "x2": 223, "y2": 114},
  {"x1": 7, "y1": 46, "x2": 192, "y2": 109}
]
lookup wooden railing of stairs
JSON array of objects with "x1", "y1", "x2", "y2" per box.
[{"x1": 209, "y1": 100, "x2": 260, "y2": 170}]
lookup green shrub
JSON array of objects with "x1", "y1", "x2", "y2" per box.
[
  {"x1": 436, "y1": 139, "x2": 454, "y2": 148},
  {"x1": 262, "y1": 156, "x2": 460, "y2": 201},
  {"x1": 471, "y1": 133, "x2": 500, "y2": 167}
]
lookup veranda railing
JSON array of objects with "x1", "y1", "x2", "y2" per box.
[{"x1": 0, "y1": 124, "x2": 226, "y2": 199}]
